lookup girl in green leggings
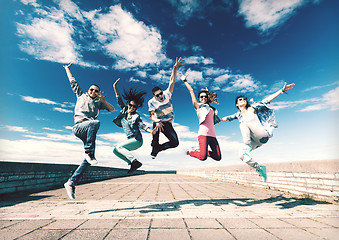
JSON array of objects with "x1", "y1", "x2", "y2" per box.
[{"x1": 113, "y1": 78, "x2": 157, "y2": 173}]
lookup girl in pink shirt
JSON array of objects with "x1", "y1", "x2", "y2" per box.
[{"x1": 182, "y1": 76, "x2": 221, "y2": 161}]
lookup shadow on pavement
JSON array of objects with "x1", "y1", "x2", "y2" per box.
[
  {"x1": 89, "y1": 195, "x2": 331, "y2": 215},
  {"x1": 0, "y1": 195, "x2": 53, "y2": 208}
]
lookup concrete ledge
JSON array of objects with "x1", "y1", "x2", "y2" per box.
[
  {"x1": 0, "y1": 161, "x2": 145, "y2": 196},
  {"x1": 177, "y1": 160, "x2": 339, "y2": 202}
]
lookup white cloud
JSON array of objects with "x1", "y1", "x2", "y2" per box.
[
  {"x1": 149, "y1": 69, "x2": 172, "y2": 85},
  {"x1": 1, "y1": 125, "x2": 29, "y2": 133},
  {"x1": 214, "y1": 73, "x2": 231, "y2": 83},
  {"x1": 58, "y1": 0, "x2": 84, "y2": 22},
  {"x1": 20, "y1": 0, "x2": 39, "y2": 7},
  {"x1": 136, "y1": 71, "x2": 147, "y2": 78},
  {"x1": 21, "y1": 95, "x2": 58, "y2": 105},
  {"x1": 53, "y1": 107, "x2": 73, "y2": 113},
  {"x1": 221, "y1": 74, "x2": 260, "y2": 93},
  {"x1": 238, "y1": 0, "x2": 316, "y2": 32},
  {"x1": 17, "y1": 16, "x2": 79, "y2": 63},
  {"x1": 299, "y1": 86, "x2": 339, "y2": 112},
  {"x1": 88, "y1": 5, "x2": 169, "y2": 70},
  {"x1": 183, "y1": 69, "x2": 205, "y2": 86},
  {"x1": 203, "y1": 67, "x2": 228, "y2": 77},
  {"x1": 303, "y1": 81, "x2": 339, "y2": 92},
  {"x1": 184, "y1": 56, "x2": 214, "y2": 65},
  {"x1": 129, "y1": 77, "x2": 147, "y2": 85}
]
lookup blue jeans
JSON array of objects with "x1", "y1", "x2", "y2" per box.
[
  {"x1": 151, "y1": 121, "x2": 179, "y2": 152},
  {"x1": 68, "y1": 120, "x2": 100, "y2": 186}
]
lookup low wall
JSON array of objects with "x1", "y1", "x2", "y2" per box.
[
  {"x1": 0, "y1": 161, "x2": 145, "y2": 196},
  {"x1": 177, "y1": 160, "x2": 339, "y2": 202}
]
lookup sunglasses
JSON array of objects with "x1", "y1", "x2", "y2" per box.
[
  {"x1": 128, "y1": 103, "x2": 137, "y2": 108},
  {"x1": 89, "y1": 88, "x2": 99, "y2": 93},
  {"x1": 200, "y1": 95, "x2": 208, "y2": 99},
  {"x1": 154, "y1": 92, "x2": 163, "y2": 98}
]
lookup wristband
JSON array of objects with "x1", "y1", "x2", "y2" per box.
[{"x1": 183, "y1": 79, "x2": 187, "y2": 83}]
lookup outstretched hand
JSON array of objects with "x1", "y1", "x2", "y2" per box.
[
  {"x1": 63, "y1": 63, "x2": 73, "y2": 69},
  {"x1": 95, "y1": 91, "x2": 107, "y2": 103},
  {"x1": 155, "y1": 122, "x2": 164, "y2": 132},
  {"x1": 282, "y1": 82, "x2": 295, "y2": 92},
  {"x1": 174, "y1": 57, "x2": 184, "y2": 68}
]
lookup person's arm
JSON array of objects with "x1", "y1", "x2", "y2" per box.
[
  {"x1": 63, "y1": 63, "x2": 83, "y2": 97},
  {"x1": 113, "y1": 78, "x2": 125, "y2": 108},
  {"x1": 95, "y1": 91, "x2": 115, "y2": 112},
  {"x1": 149, "y1": 111, "x2": 164, "y2": 132},
  {"x1": 264, "y1": 82, "x2": 295, "y2": 102},
  {"x1": 220, "y1": 112, "x2": 238, "y2": 122},
  {"x1": 181, "y1": 75, "x2": 199, "y2": 110},
  {"x1": 168, "y1": 57, "x2": 184, "y2": 94},
  {"x1": 137, "y1": 116, "x2": 158, "y2": 134}
]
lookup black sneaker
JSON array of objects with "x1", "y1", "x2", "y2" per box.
[
  {"x1": 128, "y1": 160, "x2": 142, "y2": 174},
  {"x1": 151, "y1": 147, "x2": 159, "y2": 159}
]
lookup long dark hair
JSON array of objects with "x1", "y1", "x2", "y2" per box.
[{"x1": 122, "y1": 88, "x2": 147, "y2": 108}]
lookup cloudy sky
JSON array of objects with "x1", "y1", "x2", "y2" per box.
[{"x1": 1, "y1": 0, "x2": 338, "y2": 171}]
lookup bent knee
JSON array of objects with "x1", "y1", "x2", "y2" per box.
[
  {"x1": 260, "y1": 137, "x2": 269, "y2": 144},
  {"x1": 90, "y1": 120, "x2": 100, "y2": 128},
  {"x1": 171, "y1": 140, "x2": 179, "y2": 148}
]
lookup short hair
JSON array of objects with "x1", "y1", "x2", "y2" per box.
[
  {"x1": 122, "y1": 88, "x2": 147, "y2": 108},
  {"x1": 152, "y1": 86, "x2": 162, "y2": 95},
  {"x1": 90, "y1": 84, "x2": 100, "y2": 91},
  {"x1": 235, "y1": 95, "x2": 250, "y2": 109}
]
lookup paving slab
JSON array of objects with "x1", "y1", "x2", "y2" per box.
[{"x1": 0, "y1": 174, "x2": 338, "y2": 239}]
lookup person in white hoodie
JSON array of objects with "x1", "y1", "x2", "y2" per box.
[{"x1": 63, "y1": 63, "x2": 115, "y2": 200}]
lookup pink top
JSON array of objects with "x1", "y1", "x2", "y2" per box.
[{"x1": 198, "y1": 108, "x2": 216, "y2": 137}]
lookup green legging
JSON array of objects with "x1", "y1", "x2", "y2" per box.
[{"x1": 113, "y1": 137, "x2": 143, "y2": 164}]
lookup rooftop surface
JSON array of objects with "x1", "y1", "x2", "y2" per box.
[{"x1": 1, "y1": 174, "x2": 338, "y2": 239}]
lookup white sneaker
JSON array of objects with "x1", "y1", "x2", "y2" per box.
[
  {"x1": 83, "y1": 153, "x2": 98, "y2": 165},
  {"x1": 64, "y1": 182, "x2": 75, "y2": 200}
]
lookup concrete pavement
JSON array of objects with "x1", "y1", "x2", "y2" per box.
[{"x1": 0, "y1": 174, "x2": 338, "y2": 239}]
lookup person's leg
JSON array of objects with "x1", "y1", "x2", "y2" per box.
[
  {"x1": 158, "y1": 122, "x2": 179, "y2": 152},
  {"x1": 151, "y1": 122, "x2": 160, "y2": 158},
  {"x1": 68, "y1": 160, "x2": 90, "y2": 186},
  {"x1": 207, "y1": 136, "x2": 221, "y2": 161},
  {"x1": 73, "y1": 120, "x2": 100, "y2": 154},
  {"x1": 240, "y1": 122, "x2": 268, "y2": 181},
  {"x1": 239, "y1": 123, "x2": 259, "y2": 169},
  {"x1": 113, "y1": 138, "x2": 143, "y2": 164},
  {"x1": 189, "y1": 135, "x2": 208, "y2": 160},
  {"x1": 248, "y1": 122, "x2": 270, "y2": 149}
]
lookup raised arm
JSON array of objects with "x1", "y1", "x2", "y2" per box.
[
  {"x1": 112, "y1": 78, "x2": 125, "y2": 109},
  {"x1": 63, "y1": 63, "x2": 83, "y2": 97},
  {"x1": 265, "y1": 82, "x2": 295, "y2": 102},
  {"x1": 113, "y1": 78, "x2": 121, "y2": 97},
  {"x1": 168, "y1": 57, "x2": 184, "y2": 94},
  {"x1": 63, "y1": 63, "x2": 73, "y2": 79},
  {"x1": 181, "y1": 75, "x2": 199, "y2": 110}
]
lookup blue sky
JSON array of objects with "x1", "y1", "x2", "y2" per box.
[{"x1": 1, "y1": 0, "x2": 338, "y2": 171}]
